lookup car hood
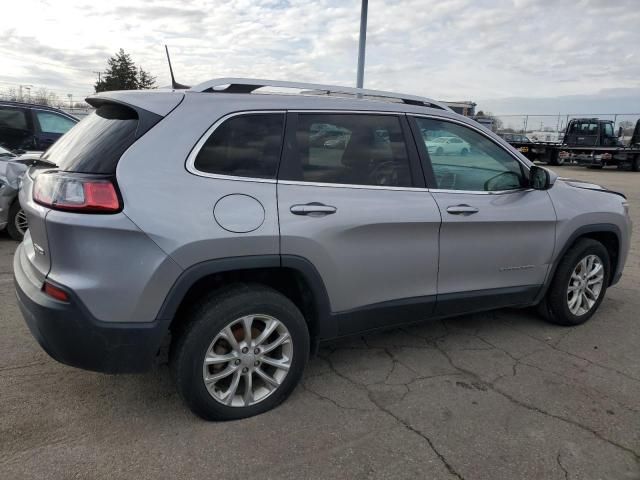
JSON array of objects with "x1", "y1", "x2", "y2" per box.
[{"x1": 559, "y1": 177, "x2": 626, "y2": 199}]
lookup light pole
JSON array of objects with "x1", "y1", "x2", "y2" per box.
[
  {"x1": 67, "y1": 94, "x2": 73, "y2": 109},
  {"x1": 356, "y1": 0, "x2": 368, "y2": 89}
]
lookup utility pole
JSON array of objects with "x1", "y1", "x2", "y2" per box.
[
  {"x1": 356, "y1": 0, "x2": 368, "y2": 90},
  {"x1": 67, "y1": 94, "x2": 73, "y2": 109},
  {"x1": 93, "y1": 71, "x2": 102, "y2": 84}
]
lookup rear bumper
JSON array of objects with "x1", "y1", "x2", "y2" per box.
[{"x1": 14, "y1": 243, "x2": 169, "y2": 373}]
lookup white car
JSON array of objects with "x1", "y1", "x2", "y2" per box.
[{"x1": 424, "y1": 136, "x2": 470, "y2": 156}]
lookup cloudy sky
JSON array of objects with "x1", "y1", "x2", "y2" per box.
[{"x1": 1, "y1": 0, "x2": 639, "y2": 111}]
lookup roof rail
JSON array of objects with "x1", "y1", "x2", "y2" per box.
[{"x1": 189, "y1": 78, "x2": 452, "y2": 111}]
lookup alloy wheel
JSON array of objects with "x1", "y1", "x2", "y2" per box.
[
  {"x1": 14, "y1": 208, "x2": 28, "y2": 236},
  {"x1": 567, "y1": 254, "x2": 604, "y2": 316},
  {"x1": 202, "y1": 314, "x2": 293, "y2": 407}
]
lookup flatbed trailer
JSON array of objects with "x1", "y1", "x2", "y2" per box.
[{"x1": 508, "y1": 118, "x2": 640, "y2": 171}]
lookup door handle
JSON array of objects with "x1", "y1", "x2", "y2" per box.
[
  {"x1": 290, "y1": 203, "x2": 337, "y2": 216},
  {"x1": 446, "y1": 204, "x2": 479, "y2": 215}
]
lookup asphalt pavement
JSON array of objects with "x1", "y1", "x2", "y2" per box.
[{"x1": 1, "y1": 165, "x2": 639, "y2": 479}]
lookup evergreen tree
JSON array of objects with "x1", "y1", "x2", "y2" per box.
[
  {"x1": 137, "y1": 67, "x2": 156, "y2": 90},
  {"x1": 95, "y1": 49, "x2": 156, "y2": 92}
]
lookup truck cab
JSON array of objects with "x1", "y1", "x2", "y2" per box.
[{"x1": 562, "y1": 118, "x2": 620, "y2": 147}]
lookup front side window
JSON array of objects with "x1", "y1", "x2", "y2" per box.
[
  {"x1": 292, "y1": 114, "x2": 412, "y2": 187},
  {"x1": 36, "y1": 111, "x2": 76, "y2": 134},
  {"x1": 415, "y1": 117, "x2": 525, "y2": 192},
  {"x1": 194, "y1": 113, "x2": 284, "y2": 179},
  {"x1": 603, "y1": 123, "x2": 614, "y2": 137}
]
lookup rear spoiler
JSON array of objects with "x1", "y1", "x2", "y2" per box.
[{"x1": 86, "y1": 90, "x2": 184, "y2": 117}]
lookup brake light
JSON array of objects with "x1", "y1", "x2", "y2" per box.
[
  {"x1": 33, "y1": 172, "x2": 121, "y2": 213},
  {"x1": 43, "y1": 282, "x2": 69, "y2": 302}
]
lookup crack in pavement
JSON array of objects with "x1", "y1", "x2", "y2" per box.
[
  {"x1": 556, "y1": 452, "x2": 570, "y2": 480},
  {"x1": 417, "y1": 330, "x2": 640, "y2": 462},
  {"x1": 315, "y1": 349, "x2": 466, "y2": 480}
]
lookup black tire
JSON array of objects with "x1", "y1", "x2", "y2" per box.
[
  {"x1": 436, "y1": 147, "x2": 444, "y2": 155},
  {"x1": 587, "y1": 165, "x2": 603, "y2": 169},
  {"x1": 171, "y1": 284, "x2": 310, "y2": 421},
  {"x1": 548, "y1": 152, "x2": 563, "y2": 166},
  {"x1": 541, "y1": 238, "x2": 610, "y2": 326},
  {"x1": 7, "y1": 201, "x2": 26, "y2": 241},
  {"x1": 460, "y1": 148, "x2": 469, "y2": 156},
  {"x1": 632, "y1": 155, "x2": 640, "y2": 172}
]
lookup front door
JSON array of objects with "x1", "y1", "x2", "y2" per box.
[
  {"x1": 412, "y1": 115, "x2": 557, "y2": 316},
  {"x1": 278, "y1": 112, "x2": 441, "y2": 336}
]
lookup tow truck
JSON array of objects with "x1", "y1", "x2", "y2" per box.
[{"x1": 508, "y1": 118, "x2": 640, "y2": 171}]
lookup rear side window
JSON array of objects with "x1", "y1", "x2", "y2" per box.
[
  {"x1": 42, "y1": 104, "x2": 139, "y2": 174},
  {"x1": 0, "y1": 107, "x2": 27, "y2": 130},
  {"x1": 290, "y1": 114, "x2": 412, "y2": 187},
  {"x1": 36, "y1": 111, "x2": 76, "y2": 134},
  {"x1": 194, "y1": 113, "x2": 284, "y2": 179}
]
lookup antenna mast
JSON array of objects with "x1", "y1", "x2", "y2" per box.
[{"x1": 165, "y1": 45, "x2": 190, "y2": 89}]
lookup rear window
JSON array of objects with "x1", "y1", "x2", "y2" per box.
[
  {"x1": 193, "y1": 113, "x2": 284, "y2": 179},
  {"x1": 42, "y1": 104, "x2": 139, "y2": 173}
]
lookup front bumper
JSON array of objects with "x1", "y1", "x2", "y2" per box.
[{"x1": 14, "y1": 243, "x2": 169, "y2": 373}]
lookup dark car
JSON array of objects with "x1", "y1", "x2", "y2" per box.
[
  {"x1": 0, "y1": 101, "x2": 78, "y2": 151},
  {"x1": 499, "y1": 133, "x2": 531, "y2": 143}
]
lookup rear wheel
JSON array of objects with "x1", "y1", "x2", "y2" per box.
[
  {"x1": 540, "y1": 239, "x2": 609, "y2": 326},
  {"x1": 460, "y1": 148, "x2": 469, "y2": 156},
  {"x1": 632, "y1": 155, "x2": 640, "y2": 172},
  {"x1": 171, "y1": 284, "x2": 309, "y2": 421},
  {"x1": 436, "y1": 147, "x2": 444, "y2": 155},
  {"x1": 7, "y1": 201, "x2": 27, "y2": 241}
]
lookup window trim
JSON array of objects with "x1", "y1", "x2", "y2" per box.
[
  {"x1": 408, "y1": 114, "x2": 533, "y2": 195},
  {"x1": 278, "y1": 110, "x2": 425, "y2": 190},
  {"x1": 185, "y1": 110, "x2": 286, "y2": 184}
]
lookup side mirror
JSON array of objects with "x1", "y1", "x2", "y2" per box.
[{"x1": 530, "y1": 165, "x2": 551, "y2": 190}]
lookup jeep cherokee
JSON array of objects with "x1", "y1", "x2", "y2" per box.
[{"x1": 14, "y1": 79, "x2": 631, "y2": 420}]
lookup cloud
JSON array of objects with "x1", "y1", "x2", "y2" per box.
[{"x1": 0, "y1": 0, "x2": 638, "y2": 106}]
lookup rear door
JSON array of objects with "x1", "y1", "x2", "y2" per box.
[
  {"x1": 410, "y1": 115, "x2": 556, "y2": 316},
  {"x1": 277, "y1": 112, "x2": 441, "y2": 337}
]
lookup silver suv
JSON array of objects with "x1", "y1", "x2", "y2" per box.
[{"x1": 14, "y1": 79, "x2": 631, "y2": 420}]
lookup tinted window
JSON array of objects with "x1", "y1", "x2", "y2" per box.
[
  {"x1": 0, "y1": 107, "x2": 27, "y2": 130},
  {"x1": 194, "y1": 114, "x2": 284, "y2": 179},
  {"x1": 43, "y1": 104, "x2": 139, "y2": 173},
  {"x1": 36, "y1": 111, "x2": 76, "y2": 134},
  {"x1": 416, "y1": 117, "x2": 525, "y2": 192},
  {"x1": 292, "y1": 114, "x2": 412, "y2": 187}
]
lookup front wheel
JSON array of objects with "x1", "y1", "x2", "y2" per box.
[
  {"x1": 541, "y1": 239, "x2": 609, "y2": 326},
  {"x1": 172, "y1": 284, "x2": 310, "y2": 421}
]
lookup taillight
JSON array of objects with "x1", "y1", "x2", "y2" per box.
[{"x1": 33, "y1": 172, "x2": 121, "y2": 213}]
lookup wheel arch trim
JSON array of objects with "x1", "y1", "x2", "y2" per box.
[
  {"x1": 156, "y1": 254, "x2": 335, "y2": 338},
  {"x1": 535, "y1": 223, "x2": 622, "y2": 303}
]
